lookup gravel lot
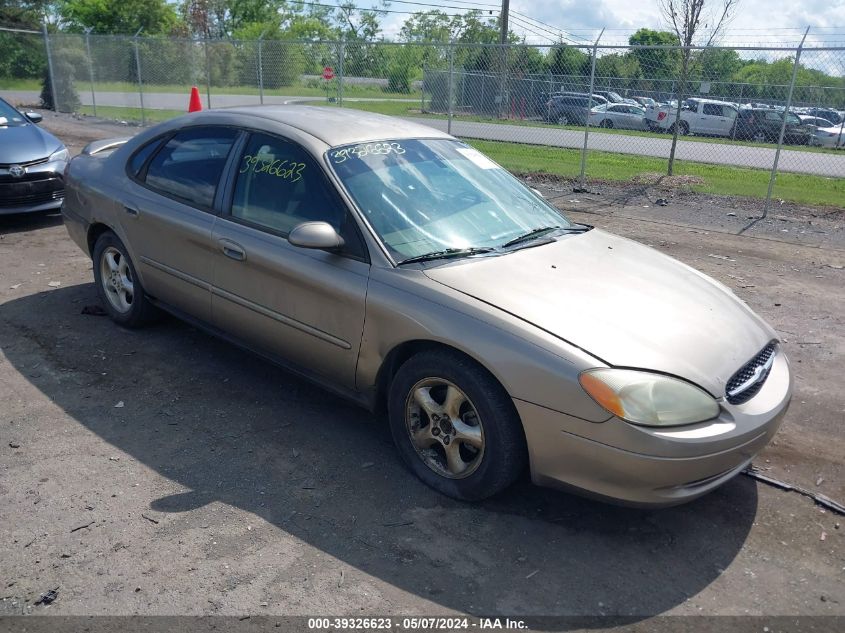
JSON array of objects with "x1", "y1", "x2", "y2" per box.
[{"x1": 0, "y1": 112, "x2": 843, "y2": 625}]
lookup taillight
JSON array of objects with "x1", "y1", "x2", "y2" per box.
[{"x1": 657, "y1": 112, "x2": 667, "y2": 121}]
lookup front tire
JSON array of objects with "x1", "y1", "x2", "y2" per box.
[
  {"x1": 387, "y1": 349, "x2": 527, "y2": 501},
  {"x1": 92, "y1": 231, "x2": 158, "y2": 328}
]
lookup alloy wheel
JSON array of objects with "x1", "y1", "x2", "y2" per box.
[
  {"x1": 100, "y1": 246, "x2": 135, "y2": 314},
  {"x1": 405, "y1": 378, "x2": 485, "y2": 479}
]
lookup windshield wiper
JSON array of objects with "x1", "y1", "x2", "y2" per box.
[
  {"x1": 501, "y1": 226, "x2": 562, "y2": 248},
  {"x1": 398, "y1": 247, "x2": 495, "y2": 265},
  {"x1": 502, "y1": 224, "x2": 593, "y2": 249}
]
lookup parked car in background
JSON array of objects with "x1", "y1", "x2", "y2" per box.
[
  {"x1": 589, "y1": 103, "x2": 648, "y2": 130},
  {"x1": 545, "y1": 94, "x2": 593, "y2": 125},
  {"x1": 0, "y1": 98, "x2": 69, "y2": 215},
  {"x1": 646, "y1": 98, "x2": 737, "y2": 137},
  {"x1": 809, "y1": 122, "x2": 845, "y2": 148},
  {"x1": 632, "y1": 96, "x2": 657, "y2": 108},
  {"x1": 62, "y1": 106, "x2": 792, "y2": 506},
  {"x1": 803, "y1": 108, "x2": 842, "y2": 126},
  {"x1": 593, "y1": 90, "x2": 625, "y2": 104},
  {"x1": 734, "y1": 108, "x2": 813, "y2": 144},
  {"x1": 798, "y1": 114, "x2": 836, "y2": 129},
  {"x1": 537, "y1": 92, "x2": 607, "y2": 117}
]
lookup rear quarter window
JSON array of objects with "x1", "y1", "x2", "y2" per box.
[{"x1": 128, "y1": 137, "x2": 165, "y2": 177}]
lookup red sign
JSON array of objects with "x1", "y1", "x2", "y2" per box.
[{"x1": 322, "y1": 66, "x2": 334, "y2": 81}]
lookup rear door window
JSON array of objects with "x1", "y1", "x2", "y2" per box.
[
  {"x1": 143, "y1": 127, "x2": 239, "y2": 210},
  {"x1": 702, "y1": 103, "x2": 723, "y2": 116}
]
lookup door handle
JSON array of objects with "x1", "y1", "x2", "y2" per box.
[
  {"x1": 219, "y1": 239, "x2": 246, "y2": 261},
  {"x1": 124, "y1": 205, "x2": 139, "y2": 217}
]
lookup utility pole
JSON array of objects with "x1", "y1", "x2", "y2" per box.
[
  {"x1": 498, "y1": 0, "x2": 510, "y2": 118},
  {"x1": 499, "y1": 0, "x2": 509, "y2": 44}
]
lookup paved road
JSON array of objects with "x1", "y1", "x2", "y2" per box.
[
  {"x1": 412, "y1": 117, "x2": 845, "y2": 178},
  {"x1": 0, "y1": 89, "x2": 416, "y2": 109},
  {"x1": 3, "y1": 89, "x2": 843, "y2": 177}
]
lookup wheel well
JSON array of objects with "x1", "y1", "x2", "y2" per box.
[
  {"x1": 373, "y1": 340, "x2": 508, "y2": 416},
  {"x1": 87, "y1": 222, "x2": 112, "y2": 256}
]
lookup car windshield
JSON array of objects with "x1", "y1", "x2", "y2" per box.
[
  {"x1": 0, "y1": 99, "x2": 27, "y2": 127},
  {"x1": 327, "y1": 139, "x2": 574, "y2": 262}
]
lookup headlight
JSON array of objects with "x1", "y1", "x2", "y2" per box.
[
  {"x1": 579, "y1": 369, "x2": 719, "y2": 427},
  {"x1": 49, "y1": 147, "x2": 69, "y2": 162}
]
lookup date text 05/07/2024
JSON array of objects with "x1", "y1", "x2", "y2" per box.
[{"x1": 307, "y1": 617, "x2": 528, "y2": 630}]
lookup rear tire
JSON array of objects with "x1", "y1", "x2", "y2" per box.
[
  {"x1": 679, "y1": 122, "x2": 689, "y2": 135},
  {"x1": 387, "y1": 349, "x2": 527, "y2": 501},
  {"x1": 600, "y1": 119, "x2": 613, "y2": 129},
  {"x1": 92, "y1": 231, "x2": 159, "y2": 328},
  {"x1": 557, "y1": 113, "x2": 569, "y2": 126}
]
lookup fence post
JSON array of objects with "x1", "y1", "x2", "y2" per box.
[
  {"x1": 421, "y1": 63, "x2": 426, "y2": 112},
  {"x1": 84, "y1": 28, "x2": 97, "y2": 116},
  {"x1": 447, "y1": 40, "x2": 455, "y2": 135},
  {"x1": 579, "y1": 29, "x2": 604, "y2": 190},
  {"x1": 764, "y1": 27, "x2": 809, "y2": 216},
  {"x1": 257, "y1": 33, "x2": 265, "y2": 105},
  {"x1": 41, "y1": 23, "x2": 58, "y2": 112},
  {"x1": 133, "y1": 29, "x2": 145, "y2": 125},
  {"x1": 204, "y1": 38, "x2": 212, "y2": 109},
  {"x1": 338, "y1": 38, "x2": 345, "y2": 107},
  {"x1": 731, "y1": 83, "x2": 743, "y2": 140}
]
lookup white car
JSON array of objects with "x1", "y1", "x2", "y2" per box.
[
  {"x1": 589, "y1": 103, "x2": 648, "y2": 130},
  {"x1": 810, "y1": 123, "x2": 845, "y2": 148}
]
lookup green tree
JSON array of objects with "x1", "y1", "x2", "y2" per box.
[
  {"x1": 628, "y1": 28, "x2": 680, "y2": 79},
  {"x1": 595, "y1": 53, "x2": 641, "y2": 89},
  {"x1": 546, "y1": 45, "x2": 590, "y2": 77},
  {"x1": 695, "y1": 46, "x2": 741, "y2": 80},
  {"x1": 58, "y1": 0, "x2": 180, "y2": 34}
]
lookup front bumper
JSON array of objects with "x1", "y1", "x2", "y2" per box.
[
  {"x1": 0, "y1": 159, "x2": 67, "y2": 215},
  {"x1": 518, "y1": 349, "x2": 792, "y2": 507}
]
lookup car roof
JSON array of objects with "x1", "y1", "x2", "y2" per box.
[
  {"x1": 690, "y1": 98, "x2": 734, "y2": 105},
  {"x1": 195, "y1": 105, "x2": 452, "y2": 147}
]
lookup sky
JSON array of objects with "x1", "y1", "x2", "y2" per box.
[{"x1": 377, "y1": 0, "x2": 845, "y2": 48}]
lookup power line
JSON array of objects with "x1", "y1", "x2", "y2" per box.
[
  {"x1": 350, "y1": 0, "x2": 498, "y2": 13},
  {"x1": 290, "y1": 0, "x2": 481, "y2": 17},
  {"x1": 508, "y1": 14, "x2": 584, "y2": 45},
  {"x1": 509, "y1": 10, "x2": 590, "y2": 44},
  {"x1": 508, "y1": 15, "x2": 561, "y2": 44}
]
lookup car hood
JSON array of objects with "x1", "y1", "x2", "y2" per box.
[
  {"x1": 0, "y1": 123, "x2": 63, "y2": 164},
  {"x1": 424, "y1": 229, "x2": 776, "y2": 397}
]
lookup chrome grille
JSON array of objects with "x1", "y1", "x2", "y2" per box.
[
  {"x1": 0, "y1": 157, "x2": 48, "y2": 169},
  {"x1": 725, "y1": 342, "x2": 777, "y2": 405}
]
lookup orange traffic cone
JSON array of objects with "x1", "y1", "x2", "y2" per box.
[{"x1": 188, "y1": 86, "x2": 202, "y2": 113}]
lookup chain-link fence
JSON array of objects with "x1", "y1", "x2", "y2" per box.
[{"x1": 2, "y1": 28, "x2": 844, "y2": 210}]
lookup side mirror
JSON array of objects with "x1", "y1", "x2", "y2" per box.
[
  {"x1": 288, "y1": 221, "x2": 345, "y2": 251},
  {"x1": 25, "y1": 112, "x2": 43, "y2": 124}
]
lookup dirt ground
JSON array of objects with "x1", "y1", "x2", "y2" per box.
[{"x1": 0, "y1": 111, "x2": 843, "y2": 626}]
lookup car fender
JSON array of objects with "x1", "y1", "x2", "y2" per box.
[{"x1": 356, "y1": 265, "x2": 612, "y2": 423}]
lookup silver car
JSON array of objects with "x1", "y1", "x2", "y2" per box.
[
  {"x1": 62, "y1": 107, "x2": 792, "y2": 506},
  {"x1": 589, "y1": 103, "x2": 649, "y2": 130},
  {"x1": 1, "y1": 98, "x2": 69, "y2": 215}
]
